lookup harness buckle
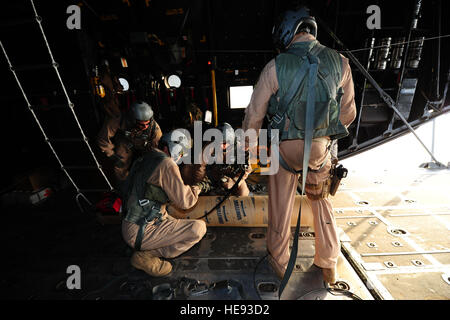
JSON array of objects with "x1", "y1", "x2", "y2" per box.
[
  {"x1": 139, "y1": 199, "x2": 162, "y2": 223},
  {"x1": 272, "y1": 113, "x2": 284, "y2": 125},
  {"x1": 139, "y1": 199, "x2": 150, "y2": 207}
]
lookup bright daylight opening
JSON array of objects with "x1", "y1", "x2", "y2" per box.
[
  {"x1": 341, "y1": 112, "x2": 450, "y2": 172},
  {"x1": 230, "y1": 85, "x2": 253, "y2": 109}
]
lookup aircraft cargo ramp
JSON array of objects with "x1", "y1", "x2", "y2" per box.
[
  {"x1": 333, "y1": 115, "x2": 450, "y2": 300},
  {"x1": 333, "y1": 166, "x2": 450, "y2": 300}
]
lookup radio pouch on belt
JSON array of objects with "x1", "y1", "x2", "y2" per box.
[{"x1": 329, "y1": 163, "x2": 348, "y2": 196}]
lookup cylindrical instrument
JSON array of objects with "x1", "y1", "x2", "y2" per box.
[{"x1": 167, "y1": 195, "x2": 315, "y2": 227}]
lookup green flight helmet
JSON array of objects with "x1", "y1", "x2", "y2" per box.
[
  {"x1": 131, "y1": 101, "x2": 154, "y2": 121},
  {"x1": 272, "y1": 6, "x2": 318, "y2": 50}
]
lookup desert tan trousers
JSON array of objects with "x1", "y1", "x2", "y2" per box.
[
  {"x1": 267, "y1": 139, "x2": 340, "y2": 275},
  {"x1": 122, "y1": 213, "x2": 207, "y2": 258}
]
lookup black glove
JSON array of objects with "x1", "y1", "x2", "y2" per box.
[{"x1": 109, "y1": 153, "x2": 125, "y2": 168}]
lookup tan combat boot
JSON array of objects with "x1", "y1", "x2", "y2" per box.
[{"x1": 130, "y1": 251, "x2": 172, "y2": 277}]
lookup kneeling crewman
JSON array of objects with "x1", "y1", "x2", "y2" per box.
[
  {"x1": 204, "y1": 122, "x2": 252, "y2": 196},
  {"x1": 121, "y1": 129, "x2": 208, "y2": 277},
  {"x1": 97, "y1": 101, "x2": 163, "y2": 184}
]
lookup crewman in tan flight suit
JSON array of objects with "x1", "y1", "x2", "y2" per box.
[
  {"x1": 203, "y1": 122, "x2": 251, "y2": 197},
  {"x1": 121, "y1": 129, "x2": 208, "y2": 276},
  {"x1": 97, "y1": 101, "x2": 162, "y2": 183},
  {"x1": 180, "y1": 122, "x2": 251, "y2": 196},
  {"x1": 242, "y1": 7, "x2": 356, "y2": 285}
]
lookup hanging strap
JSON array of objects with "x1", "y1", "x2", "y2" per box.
[
  {"x1": 121, "y1": 152, "x2": 166, "y2": 251},
  {"x1": 134, "y1": 199, "x2": 162, "y2": 251},
  {"x1": 278, "y1": 53, "x2": 319, "y2": 299}
]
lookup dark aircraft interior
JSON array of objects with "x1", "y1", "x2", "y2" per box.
[{"x1": 0, "y1": 0, "x2": 448, "y2": 301}]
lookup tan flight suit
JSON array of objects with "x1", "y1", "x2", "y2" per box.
[
  {"x1": 242, "y1": 33, "x2": 356, "y2": 275},
  {"x1": 122, "y1": 155, "x2": 206, "y2": 258},
  {"x1": 97, "y1": 115, "x2": 163, "y2": 182}
]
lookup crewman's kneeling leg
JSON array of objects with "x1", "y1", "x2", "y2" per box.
[{"x1": 146, "y1": 217, "x2": 207, "y2": 259}]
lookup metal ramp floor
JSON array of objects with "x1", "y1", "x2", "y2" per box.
[
  {"x1": 73, "y1": 226, "x2": 374, "y2": 301},
  {"x1": 333, "y1": 165, "x2": 450, "y2": 300},
  {"x1": 2, "y1": 167, "x2": 448, "y2": 300}
]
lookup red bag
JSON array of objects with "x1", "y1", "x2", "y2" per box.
[{"x1": 96, "y1": 192, "x2": 122, "y2": 215}]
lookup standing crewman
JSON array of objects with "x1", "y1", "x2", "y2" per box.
[
  {"x1": 97, "y1": 101, "x2": 163, "y2": 184},
  {"x1": 242, "y1": 6, "x2": 356, "y2": 285},
  {"x1": 121, "y1": 129, "x2": 208, "y2": 277}
]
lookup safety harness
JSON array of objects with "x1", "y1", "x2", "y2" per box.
[
  {"x1": 270, "y1": 41, "x2": 342, "y2": 176},
  {"x1": 133, "y1": 198, "x2": 162, "y2": 251},
  {"x1": 122, "y1": 150, "x2": 169, "y2": 251},
  {"x1": 268, "y1": 41, "x2": 344, "y2": 298}
]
